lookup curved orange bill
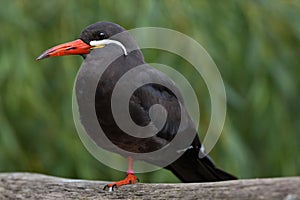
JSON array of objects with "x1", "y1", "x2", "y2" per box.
[{"x1": 36, "y1": 39, "x2": 91, "y2": 60}]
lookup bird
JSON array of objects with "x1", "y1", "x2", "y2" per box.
[{"x1": 37, "y1": 21, "x2": 236, "y2": 191}]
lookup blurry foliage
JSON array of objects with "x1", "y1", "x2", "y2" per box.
[{"x1": 0, "y1": 0, "x2": 299, "y2": 182}]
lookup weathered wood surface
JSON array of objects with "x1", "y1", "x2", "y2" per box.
[{"x1": 0, "y1": 173, "x2": 299, "y2": 200}]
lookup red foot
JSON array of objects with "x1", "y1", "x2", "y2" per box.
[{"x1": 103, "y1": 173, "x2": 139, "y2": 191}]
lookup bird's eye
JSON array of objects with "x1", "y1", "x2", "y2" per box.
[{"x1": 99, "y1": 32, "x2": 106, "y2": 40}]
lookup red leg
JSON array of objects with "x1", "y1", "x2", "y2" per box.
[{"x1": 103, "y1": 157, "x2": 139, "y2": 191}]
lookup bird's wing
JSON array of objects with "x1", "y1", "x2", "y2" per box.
[{"x1": 128, "y1": 65, "x2": 197, "y2": 143}]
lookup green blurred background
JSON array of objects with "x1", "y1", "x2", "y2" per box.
[{"x1": 0, "y1": 0, "x2": 299, "y2": 182}]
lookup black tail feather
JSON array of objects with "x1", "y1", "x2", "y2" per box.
[{"x1": 166, "y1": 147, "x2": 237, "y2": 182}]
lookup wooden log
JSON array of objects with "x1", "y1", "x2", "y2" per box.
[{"x1": 0, "y1": 173, "x2": 299, "y2": 200}]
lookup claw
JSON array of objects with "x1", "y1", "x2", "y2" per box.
[
  {"x1": 112, "y1": 184, "x2": 117, "y2": 191},
  {"x1": 108, "y1": 185, "x2": 115, "y2": 192},
  {"x1": 103, "y1": 184, "x2": 118, "y2": 192}
]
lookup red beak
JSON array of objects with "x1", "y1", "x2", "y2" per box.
[{"x1": 36, "y1": 39, "x2": 91, "y2": 60}]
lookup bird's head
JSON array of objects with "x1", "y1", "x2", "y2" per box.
[{"x1": 36, "y1": 22, "x2": 131, "y2": 60}]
